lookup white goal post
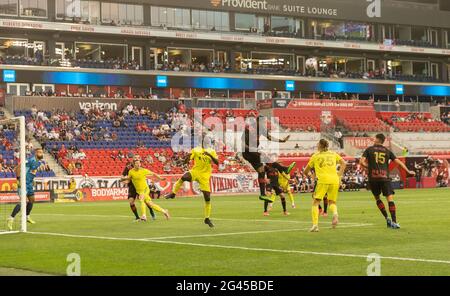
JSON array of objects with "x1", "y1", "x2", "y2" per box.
[{"x1": 0, "y1": 116, "x2": 27, "y2": 234}]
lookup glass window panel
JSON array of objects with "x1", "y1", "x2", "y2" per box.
[
  {"x1": 110, "y1": 2, "x2": 118, "y2": 23},
  {"x1": 235, "y1": 13, "x2": 255, "y2": 30},
  {"x1": 101, "y1": 2, "x2": 110, "y2": 23},
  {"x1": 118, "y1": 3, "x2": 126, "y2": 24}
]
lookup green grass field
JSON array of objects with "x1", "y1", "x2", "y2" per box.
[{"x1": 1, "y1": 188, "x2": 450, "y2": 276}]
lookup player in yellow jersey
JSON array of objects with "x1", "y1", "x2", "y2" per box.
[
  {"x1": 304, "y1": 139, "x2": 347, "y2": 232},
  {"x1": 165, "y1": 136, "x2": 219, "y2": 228},
  {"x1": 267, "y1": 171, "x2": 296, "y2": 212},
  {"x1": 121, "y1": 158, "x2": 170, "y2": 221},
  {"x1": 278, "y1": 171, "x2": 296, "y2": 208}
]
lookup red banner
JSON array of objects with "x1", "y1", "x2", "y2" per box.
[
  {"x1": 344, "y1": 137, "x2": 391, "y2": 149},
  {"x1": 0, "y1": 192, "x2": 51, "y2": 203}
]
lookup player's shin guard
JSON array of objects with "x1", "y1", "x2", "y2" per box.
[
  {"x1": 388, "y1": 201, "x2": 397, "y2": 223},
  {"x1": 10, "y1": 204, "x2": 21, "y2": 218},
  {"x1": 140, "y1": 200, "x2": 147, "y2": 218},
  {"x1": 287, "y1": 191, "x2": 294, "y2": 205},
  {"x1": 375, "y1": 198, "x2": 388, "y2": 219},
  {"x1": 257, "y1": 172, "x2": 266, "y2": 196},
  {"x1": 172, "y1": 179, "x2": 183, "y2": 195},
  {"x1": 130, "y1": 204, "x2": 140, "y2": 219},
  {"x1": 311, "y1": 205, "x2": 319, "y2": 226},
  {"x1": 147, "y1": 205, "x2": 156, "y2": 218},
  {"x1": 329, "y1": 203, "x2": 338, "y2": 216},
  {"x1": 281, "y1": 197, "x2": 287, "y2": 212},
  {"x1": 204, "y1": 201, "x2": 212, "y2": 219},
  {"x1": 323, "y1": 198, "x2": 328, "y2": 213},
  {"x1": 149, "y1": 203, "x2": 165, "y2": 213},
  {"x1": 26, "y1": 202, "x2": 34, "y2": 216}
]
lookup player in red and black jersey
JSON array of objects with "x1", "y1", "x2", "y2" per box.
[
  {"x1": 241, "y1": 116, "x2": 296, "y2": 202},
  {"x1": 360, "y1": 134, "x2": 415, "y2": 229}
]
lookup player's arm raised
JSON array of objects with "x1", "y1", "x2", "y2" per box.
[
  {"x1": 267, "y1": 133, "x2": 290, "y2": 143},
  {"x1": 203, "y1": 151, "x2": 219, "y2": 165},
  {"x1": 146, "y1": 170, "x2": 166, "y2": 181},
  {"x1": 394, "y1": 158, "x2": 416, "y2": 176},
  {"x1": 338, "y1": 158, "x2": 347, "y2": 177}
]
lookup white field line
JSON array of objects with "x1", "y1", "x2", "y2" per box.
[
  {"x1": 0, "y1": 231, "x2": 20, "y2": 235},
  {"x1": 25, "y1": 229, "x2": 450, "y2": 265},
  {"x1": 33, "y1": 213, "x2": 366, "y2": 225},
  {"x1": 27, "y1": 223, "x2": 371, "y2": 241}
]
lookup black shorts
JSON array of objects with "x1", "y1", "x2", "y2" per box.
[
  {"x1": 369, "y1": 180, "x2": 395, "y2": 197},
  {"x1": 128, "y1": 185, "x2": 137, "y2": 199},
  {"x1": 242, "y1": 151, "x2": 263, "y2": 171},
  {"x1": 268, "y1": 183, "x2": 282, "y2": 196}
]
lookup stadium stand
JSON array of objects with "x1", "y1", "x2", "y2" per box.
[{"x1": 378, "y1": 112, "x2": 450, "y2": 132}]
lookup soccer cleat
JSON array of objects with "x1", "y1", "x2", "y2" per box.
[
  {"x1": 163, "y1": 210, "x2": 170, "y2": 220},
  {"x1": 27, "y1": 217, "x2": 36, "y2": 224},
  {"x1": 286, "y1": 162, "x2": 296, "y2": 174},
  {"x1": 283, "y1": 211, "x2": 290, "y2": 216},
  {"x1": 151, "y1": 215, "x2": 156, "y2": 221},
  {"x1": 133, "y1": 218, "x2": 141, "y2": 223},
  {"x1": 204, "y1": 218, "x2": 214, "y2": 228},
  {"x1": 140, "y1": 215, "x2": 147, "y2": 222},
  {"x1": 332, "y1": 214, "x2": 339, "y2": 229},
  {"x1": 309, "y1": 225, "x2": 319, "y2": 232},
  {"x1": 386, "y1": 218, "x2": 393, "y2": 228},
  {"x1": 259, "y1": 195, "x2": 275, "y2": 203},
  {"x1": 390, "y1": 222, "x2": 401, "y2": 229},
  {"x1": 263, "y1": 211, "x2": 270, "y2": 216},
  {"x1": 321, "y1": 212, "x2": 328, "y2": 217},
  {"x1": 6, "y1": 217, "x2": 14, "y2": 231},
  {"x1": 165, "y1": 193, "x2": 176, "y2": 199},
  {"x1": 291, "y1": 203, "x2": 296, "y2": 209}
]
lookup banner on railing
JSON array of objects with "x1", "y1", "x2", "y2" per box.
[
  {"x1": 288, "y1": 99, "x2": 374, "y2": 110},
  {"x1": 0, "y1": 173, "x2": 259, "y2": 201}
]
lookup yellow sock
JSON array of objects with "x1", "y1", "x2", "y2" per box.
[
  {"x1": 329, "y1": 204, "x2": 338, "y2": 216},
  {"x1": 173, "y1": 179, "x2": 183, "y2": 194},
  {"x1": 150, "y1": 203, "x2": 165, "y2": 213},
  {"x1": 140, "y1": 200, "x2": 146, "y2": 217},
  {"x1": 312, "y1": 205, "x2": 319, "y2": 226},
  {"x1": 204, "y1": 201, "x2": 212, "y2": 218},
  {"x1": 288, "y1": 191, "x2": 295, "y2": 204}
]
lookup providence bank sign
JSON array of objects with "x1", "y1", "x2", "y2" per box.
[{"x1": 214, "y1": 0, "x2": 338, "y2": 16}]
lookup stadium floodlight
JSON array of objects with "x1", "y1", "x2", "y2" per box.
[{"x1": 0, "y1": 116, "x2": 27, "y2": 234}]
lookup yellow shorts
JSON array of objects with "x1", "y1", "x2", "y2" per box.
[
  {"x1": 314, "y1": 183, "x2": 339, "y2": 202},
  {"x1": 137, "y1": 187, "x2": 152, "y2": 203},
  {"x1": 190, "y1": 170, "x2": 211, "y2": 192},
  {"x1": 280, "y1": 183, "x2": 290, "y2": 193}
]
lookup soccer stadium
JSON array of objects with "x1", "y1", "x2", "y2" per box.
[{"x1": 0, "y1": 0, "x2": 449, "y2": 278}]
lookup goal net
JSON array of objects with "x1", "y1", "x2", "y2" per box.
[{"x1": 0, "y1": 116, "x2": 27, "y2": 234}]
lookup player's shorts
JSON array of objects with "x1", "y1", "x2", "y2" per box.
[
  {"x1": 279, "y1": 182, "x2": 290, "y2": 193},
  {"x1": 128, "y1": 184, "x2": 137, "y2": 199},
  {"x1": 242, "y1": 151, "x2": 263, "y2": 171},
  {"x1": 368, "y1": 180, "x2": 395, "y2": 197},
  {"x1": 314, "y1": 183, "x2": 339, "y2": 202},
  {"x1": 189, "y1": 170, "x2": 211, "y2": 192},
  {"x1": 137, "y1": 187, "x2": 152, "y2": 203},
  {"x1": 268, "y1": 183, "x2": 283, "y2": 196},
  {"x1": 17, "y1": 178, "x2": 35, "y2": 198}
]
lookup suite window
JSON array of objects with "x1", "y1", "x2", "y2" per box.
[
  {"x1": 192, "y1": 10, "x2": 229, "y2": 31},
  {"x1": 102, "y1": 2, "x2": 144, "y2": 25},
  {"x1": 235, "y1": 13, "x2": 257, "y2": 31},
  {"x1": 20, "y1": 0, "x2": 47, "y2": 17},
  {"x1": 0, "y1": 0, "x2": 18, "y2": 16},
  {"x1": 271, "y1": 16, "x2": 296, "y2": 33},
  {"x1": 56, "y1": 0, "x2": 100, "y2": 24},
  {"x1": 150, "y1": 6, "x2": 191, "y2": 29}
]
